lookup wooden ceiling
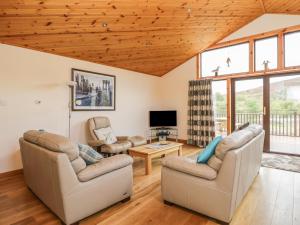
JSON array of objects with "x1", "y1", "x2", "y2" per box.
[{"x1": 0, "y1": 1, "x2": 299, "y2": 76}]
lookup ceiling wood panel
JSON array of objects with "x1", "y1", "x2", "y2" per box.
[
  {"x1": 264, "y1": 0, "x2": 300, "y2": 14},
  {"x1": 0, "y1": 0, "x2": 299, "y2": 76}
]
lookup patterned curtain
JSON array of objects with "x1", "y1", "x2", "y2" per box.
[{"x1": 187, "y1": 79, "x2": 215, "y2": 147}]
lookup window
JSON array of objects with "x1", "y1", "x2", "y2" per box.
[
  {"x1": 255, "y1": 36, "x2": 278, "y2": 71},
  {"x1": 201, "y1": 43, "x2": 249, "y2": 77},
  {"x1": 285, "y1": 31, "x2": 300, "y2": 67},
  {"x1": 212, "y1": 80, "x2": 227, "y2": 136}
]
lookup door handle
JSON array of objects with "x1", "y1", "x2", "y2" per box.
[{"x1": 263, "y1": 106, "x2": 267, "y2": 116}]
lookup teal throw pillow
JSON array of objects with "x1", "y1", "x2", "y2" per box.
[
  {"x1": 197, "y1": 136, "x2": 223, "y2": 164},
  {"x1": 78, "y1": 143, "x2": 103, "y2": 165}
]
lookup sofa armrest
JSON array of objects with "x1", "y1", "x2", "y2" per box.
[
  {"x1": 78, "y1": 154, "x2": 133, "y2": 182},
  {"x1": 162, "y1": 156, "x2": 217, "y2": 180},
  {"x1": 88, "y1": 139, "x2": 106, "y2": 147},
  {"x1": 116, "y1": 136, "x2": 129, "y2": 141}
]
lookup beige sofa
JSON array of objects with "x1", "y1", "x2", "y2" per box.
[
  {"x1": 19, "y1": 130, "x2": 133, "y2": 225},
  {"x1": 161, "y1": 125, "x2": 265, "y2": 223}
]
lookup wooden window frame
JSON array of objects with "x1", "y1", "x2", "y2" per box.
[
  {"x1": 200, "y1": 41, "x2": 250, "y2": 78},
  {"x1": 283, "y1": 30, "x2": 300, "y2": 70},
  {"x1": 200, "y1": 24, "x2": 300, "y2": 140},
  {"x1": 197, "y1": 24, "x2": 300, "y2": 80},
  {"x1": 254, "y1": 35, "x2": 279, "y2": 73}
]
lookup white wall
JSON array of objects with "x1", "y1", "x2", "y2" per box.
[
  {"x1": 159, "y1": 57, "x2": 197, "y2": 140},
  {"x1": 223, "y1": 14, "x2": 300, "y2": 41},
  {"x1": 160, "y1": 14, "x2": 300, "y2": 140},
  {"x1": 0, "y1": 44, "x2": 161, "y2": 173}
]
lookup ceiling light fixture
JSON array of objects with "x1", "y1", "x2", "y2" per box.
[{"x1": 102, "y1": 22, "x2": 108, "y2": 27}]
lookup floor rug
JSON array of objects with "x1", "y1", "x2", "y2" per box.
[{"x1": 261, "y1": 153, "x2": 300, "y2": 173}]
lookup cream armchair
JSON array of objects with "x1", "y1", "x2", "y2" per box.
[
  {"x1": 87, "y1": 117, "x2": 131, "y2": 155},
  {"x1": 20, "y1": 130, "x2": 133, "y2": 225},
  {"x1": 87, "y1": 117, "x2": 146, "y2": 155}
]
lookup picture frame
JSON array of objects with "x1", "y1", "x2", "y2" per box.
[{"x1": 71, "y1": 68, "x2": 116, "y2": 111}]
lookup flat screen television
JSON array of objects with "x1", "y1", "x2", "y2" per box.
[{"x1": 149, "y1": 110, "x2": 177, "y2": 127}]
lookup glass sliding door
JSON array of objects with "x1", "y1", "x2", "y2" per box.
[
  {"x1": 232, "y1": 74, "x2": 300, "y2": 154},
  {"x1": 269, "y1": 75, "x2": 300, "y2": 155},
  {"x1": 234, "y1": 78, "x2": 264, "y2": 129},
  {"x1": 212, "y1": 80, "x2": 227, "y2": 136}
]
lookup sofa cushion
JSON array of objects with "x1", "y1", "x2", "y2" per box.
[
  {"x1": 162, "y1": 156, "x2": 217, "y2": 180},
  {"x1": 23, "y1": 130, "x2": 79, "y2": 161},
  {"x1": 78, "y1": 154, "x2": 133, "y2": 182},
  {"x1": 94, "y1": 127, "x2": 117, "y2": 144},
  {"x1": 215, "y1": 129, "x2": 254, "y2": 160},
  {"x1": 78, "y1": 143, "x2": 103, "y2": 165},
  {"x1": 197, "y1": 136, "x2": 222, "y2": 163},
  {"x1": 207, "y1": 155, "x2": 223, "y2": 171},
  {"x1": 245, "y1": 124, "x2": 263, "y2": 136},
  {"x1": 71, "y1": 156, "x2": 87, "y2": 174},
  {"x1": 101, "y1": 140, "x2": 132, "y2": 153}
]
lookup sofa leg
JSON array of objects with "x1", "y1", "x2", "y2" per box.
[
  {"x1": 164, "y1": 200, "x2": 174, "y2": 206},
  {"x1": 121, "y1": 197, "x2": 131, "y2": 203}
]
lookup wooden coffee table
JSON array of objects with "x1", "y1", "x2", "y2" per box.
[{"x1": 128, "y1": 141, "x2": 183, "y2": 175}]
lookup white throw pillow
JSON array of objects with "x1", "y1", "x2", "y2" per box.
[{"x1": 94, "y1": 127, "x2": 117, "y2": 144}]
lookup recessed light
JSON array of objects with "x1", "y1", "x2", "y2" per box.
[{"x1": 102, "y1": 22, "x2": 108, "y2": 27}]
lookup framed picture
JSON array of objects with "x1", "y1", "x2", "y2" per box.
[{"x1": 71, "y1": 69, "x2": 116, "y2": 111}]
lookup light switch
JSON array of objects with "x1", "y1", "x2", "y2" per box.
[{"x1": 34, "y1": 100, "x2": 42, "y2": 105}]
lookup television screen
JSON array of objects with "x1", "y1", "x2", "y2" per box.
[{"x1": 149, "y1": 111, "x2": 177, "y2": 127}]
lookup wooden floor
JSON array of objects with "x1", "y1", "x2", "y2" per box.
[{"x1": 1, "y1": 145, "x2": 300, "y2": 225}]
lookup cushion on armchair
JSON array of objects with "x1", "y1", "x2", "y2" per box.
[
  {"x1": 78, "y1": 154, "x2": 133, "y2": 182},
  {"x1": 197, "y1": 136, "x2": 222, "y2": 163},
  {"x1": 162, "y1": 156, "x2": 217, "y2": 180},
  {"x1": 78, "y1": 143, "x2": 103, "y2": 165},
  {"x1": 94, "y1": 127, "x2": 117, "y2": 144}
]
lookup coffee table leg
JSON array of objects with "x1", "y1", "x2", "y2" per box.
[
  {"x1": 178, "y1": 146, "x2": 182, "y2": 156},
  {"x1": 145, "y1": 156, "x2": 152, "y2": 175}
]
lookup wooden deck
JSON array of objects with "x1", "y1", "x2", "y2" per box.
[{"x1": 0, "y1": 145, "x2": 300, "y2": 225}]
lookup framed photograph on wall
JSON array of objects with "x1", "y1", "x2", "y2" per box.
[{"x1": 71, "y1": 69, "x2": 116, "y2": 111}]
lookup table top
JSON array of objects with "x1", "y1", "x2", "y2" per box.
[{"x1": 128, "y1": 141, "x2": 183, "y2": 155}]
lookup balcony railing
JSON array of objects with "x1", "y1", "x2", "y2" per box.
[{"x1": 215, "y1": 112, "x2": 300, "y2": 137}]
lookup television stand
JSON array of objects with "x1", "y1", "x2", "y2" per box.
[{"x1": 147, "y1": 127, "x2": 178, "y2": 143}]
